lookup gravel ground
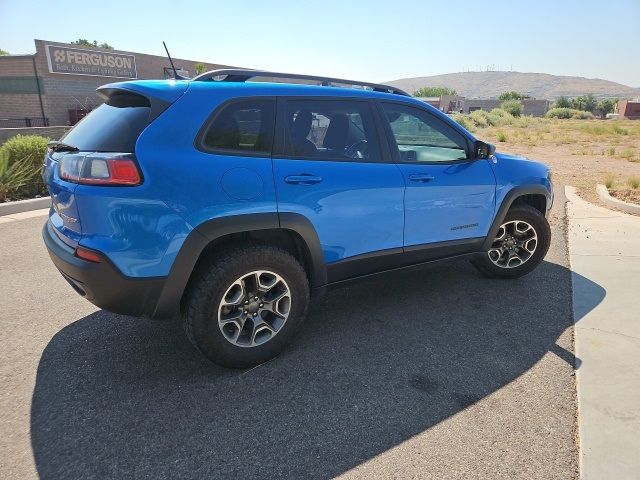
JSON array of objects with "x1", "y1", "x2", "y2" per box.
[{"x1": 0, "y1": 187, "x2": 579, "y2": 479}]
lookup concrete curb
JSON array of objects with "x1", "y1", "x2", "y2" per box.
[
  {"x1": 0, "y1": 197, "x2": 51, "y2": 217},
  {"x1": 596, "y1": 184, "x2": 640, "y2": 215}
]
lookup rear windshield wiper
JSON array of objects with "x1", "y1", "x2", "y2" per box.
[{"x1": 48, "y1": 141, "x2": 79, "y2": 152}]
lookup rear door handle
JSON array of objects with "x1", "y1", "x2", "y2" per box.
[
  {"x1": 284, "y1": 174, "x2": 323, "y2": 185},
  {"x1": 408, "y1": 173, "x2": 435, "y2": 183}
]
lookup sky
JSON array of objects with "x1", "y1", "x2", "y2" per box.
[{"x1": 1, "y1": 0, "x2": 639, "y2": 87}]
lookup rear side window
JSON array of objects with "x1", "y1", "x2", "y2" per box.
[
  {"x1": 200, "y1": 99, "x2": 275, "y2": 156},
  {"x1": 282, "y1": 99, "x2": 381, "y2": 162},
  {"x1": 61, "y1": 92, "x2": 151, "y2": 152}
]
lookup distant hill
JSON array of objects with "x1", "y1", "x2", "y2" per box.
[{"x1": 387, "y1": 71, "x2": 640, "y2": 100}]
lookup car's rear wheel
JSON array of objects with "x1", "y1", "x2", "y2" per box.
[
  {"x1": 472, "y1": 205, "x2": 551, "y2": 279},
  {"x1": 184, "y1": 243, "x2": 309, "y2": 368}
]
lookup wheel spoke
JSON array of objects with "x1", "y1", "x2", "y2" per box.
[
  {"x1": 220, "y1": 309, "x2": 243, "y2": 324},
  {"x1": 249, "y1": 316, "x2": 276, "y2": 346},
  {"x1": 488, "y1": 247, "x2": 504, "y2": 263},
  {"x1": 221, "y1": 280, "x2": 245, "y2": 306},
  {"x1": 523, "y1": 238, "x2": 537, "y2": 253},
  {"x1": 256, "y1": 271, "x2": 278, "y2": 293},
  {"x1": 515, "y1": 222, "x2": 532, "y2": 235}
]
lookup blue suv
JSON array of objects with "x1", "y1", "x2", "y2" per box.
[{"x1": 42, "y1": 69, "x2": 553, "y2": 368}]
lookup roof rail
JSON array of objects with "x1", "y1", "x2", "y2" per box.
[{"x1": 191, "y1": 69, "x2": 410, "y2": 96}]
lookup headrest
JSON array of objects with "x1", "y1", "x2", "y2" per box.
[{"x1": 323, "y1": 114, "x2": 349, "y2": 150}]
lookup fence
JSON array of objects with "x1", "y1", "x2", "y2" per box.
[
  {"x1": 0, "y1": 117, "x2": 50, "y2": 128},
  {"x1": 0, "y1": 126, "x2": 70, "y2": 146}
]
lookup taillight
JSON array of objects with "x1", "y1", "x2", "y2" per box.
[{"x1": 60, "y1": 154, "x2": 142, "y2": 186}]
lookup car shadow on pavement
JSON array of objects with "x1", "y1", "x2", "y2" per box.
[{"x1": 30, "y1": 260, "x2": 604, "y2": 479}]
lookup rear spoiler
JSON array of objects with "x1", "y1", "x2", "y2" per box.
[{"x1": 97, "y1": 80, "x2": 189, "y2": 121}]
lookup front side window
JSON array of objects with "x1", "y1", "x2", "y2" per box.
[
  {"x1": 382, "y1": 103, "x2": 469, "y2": 163},
  {"x1": 201, "y1": 99, "x2": 275, "y2": 155},
  {"x1": 283, "y1": 99, "x2": 381, "y2": 161}
]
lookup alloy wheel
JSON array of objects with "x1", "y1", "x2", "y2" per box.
[
  {"x1": 487, "y1": 220, "x2": 538, "y2": 268},
  {"x1": 217, "y1": 270, "x2": 291, "y2": 347}
]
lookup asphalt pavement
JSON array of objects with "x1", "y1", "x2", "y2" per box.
[{"x1": 0, "y1": 188, "x2": 584, "y2": 479}]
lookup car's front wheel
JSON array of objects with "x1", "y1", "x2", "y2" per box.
[
  {"x1": 183, "y1": 243, "x2": 310, "y2": 368},
  {"x1": 472, "y1": 204, "x2": 551, "y2": 279}
]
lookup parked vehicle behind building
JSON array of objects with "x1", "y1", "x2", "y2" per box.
[{"x1": 42, "y1": 70, "x2": 553, "y2": 368}]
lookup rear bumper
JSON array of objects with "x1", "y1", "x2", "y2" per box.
[{"x1": 42, "y1": 220, "x2": 166, "y2": 317}]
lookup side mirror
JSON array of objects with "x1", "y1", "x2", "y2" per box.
[{"x1": 475, "y1": 141, "x2": 496, "y2": 159}]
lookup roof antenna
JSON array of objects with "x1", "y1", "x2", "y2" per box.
[{"x1": 163, "y1": 41, "x2": 188, "y2": 80}]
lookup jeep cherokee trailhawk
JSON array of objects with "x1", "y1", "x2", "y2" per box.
[{"x1": 43, "y1": 70, "x2": 553, "y2": 368}]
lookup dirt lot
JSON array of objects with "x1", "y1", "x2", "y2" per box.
[{"x1": 473, "y1": 119, "x2": 640, "y2": 208}]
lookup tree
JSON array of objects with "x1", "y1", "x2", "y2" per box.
[
  {"x1": 571, "y1": 94, "x2": 597, "y2": 112},
  {"x1": 498, "y1": 91, "x2": 530, "y2": 101},
  {"x1": 501, "y1": 99, "x2": 523, "y2": 117},
  {"x1": 71, "y1": 39, "x2": 113, "y2": 50},
  {"x1": 195, "y1": 63, "x2": 206, "y2": 75},
  {"x1": 0, "y1": 48, "x2": 9, "y2": 56},
  {"x1": 596, "y1": 99, "x2": 615, "y2": 119},
  {"x1": 555, "y1": 96, "x2": 571, "y2": 108},
  {"x1": 413, "y1": 86, "x2": 457, "y2": 97}
]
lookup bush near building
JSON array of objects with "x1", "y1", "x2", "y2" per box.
[
  {"x1": 413, "y1": 86, "x2": 457, "y2": 97},
  {"x1": 451, "y1": 108, "x2": 541, "y2": 131},
  {"x1": 498, "y1": 91, "x2": 530, "y2": 101},
  {"x1": 545, "y1": 108, "x2": 595, "y2": 120},
  {"x1": 554, "y1": 94, "x2": 613, "y2": 117},
  {"x1": 501, "y1": 99, "x2": 523, "y2": 117},
  {"x1": 0, "y1": 135, "x2": 49, "y2": 202}
]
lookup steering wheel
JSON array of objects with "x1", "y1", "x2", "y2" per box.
[{"x1": 344, "y1": 140, "x2": 369, "y2": 159}]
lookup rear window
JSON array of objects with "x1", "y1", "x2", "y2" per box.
[
  {"x1": 199, "y1": 99, "x2": 275, "y2": 156},
  {"x1": 60, "y1": 92, "x2": 151, "y2": 152}
]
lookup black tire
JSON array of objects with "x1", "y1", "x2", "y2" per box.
[
  {"x1": 183, "y1": 243, "x2": 310, "y2": 368},
  {"x1": 472, "y1": 205, "x2": 551, "y2": 279}
]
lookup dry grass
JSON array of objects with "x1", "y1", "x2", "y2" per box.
[
  {"x1": 604, "y1": 173, "x2": 615, "y2": 189},
  {"x1": 473, "y1": 119, "x2": 640, "y2": 206}
]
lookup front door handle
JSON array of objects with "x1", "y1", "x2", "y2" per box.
[
  {"x1": 408, "y1": 173, "x2": 435, "y2": 183},
  {"x1": 284, "y1": 174, "x2": 323, "y2": 185}
]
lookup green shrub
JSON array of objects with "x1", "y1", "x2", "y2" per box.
[
  {"x1": 489, "y1": 108, "x2": 511, "y2": 120},
  {"x1": 0, "y1": 158, "x2": 43, "y2": 202},
  {"x1": 628, "y1": 176, "x2": 640, "y2": 189},
  {"x1": 451, "y1": 113, "x2": 475, "y2": 132},
  {"x1": 452, "y1": 108, "x2": 526, "y2": 130},
  {"x1": 500, "y1": 100, "x2": 523, "y2": 117},
  {"x1": 413, "y1": 86, "x2": 457, "y2": 97},
  {"x1": 545, "y1": 108, "x2": 574, "y2": 119},
  {"x1": 501, "y1": 99, "x2": 523, "y2": 117},
  {"x1": 1, "y1": 135, "x2": 49, "y2": 169},
  {"x1": 571, "y1": 110, "x2": 594, "y2": 120},
  {"x1": 0, "y1": 135, "x2": 49, "y2": 201},
  {"x1": 469, "y1": 109, "x2": 491, "y2": 127},
  {"x1": 496, "y1": 130, "x2": 507, "y2": 142},
  {"x1": 545, "y1": 108, "x2": 594, "y2": 119},
  {"x1": 498, "y1": 91, "x2": 529, "y2": 101}
]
